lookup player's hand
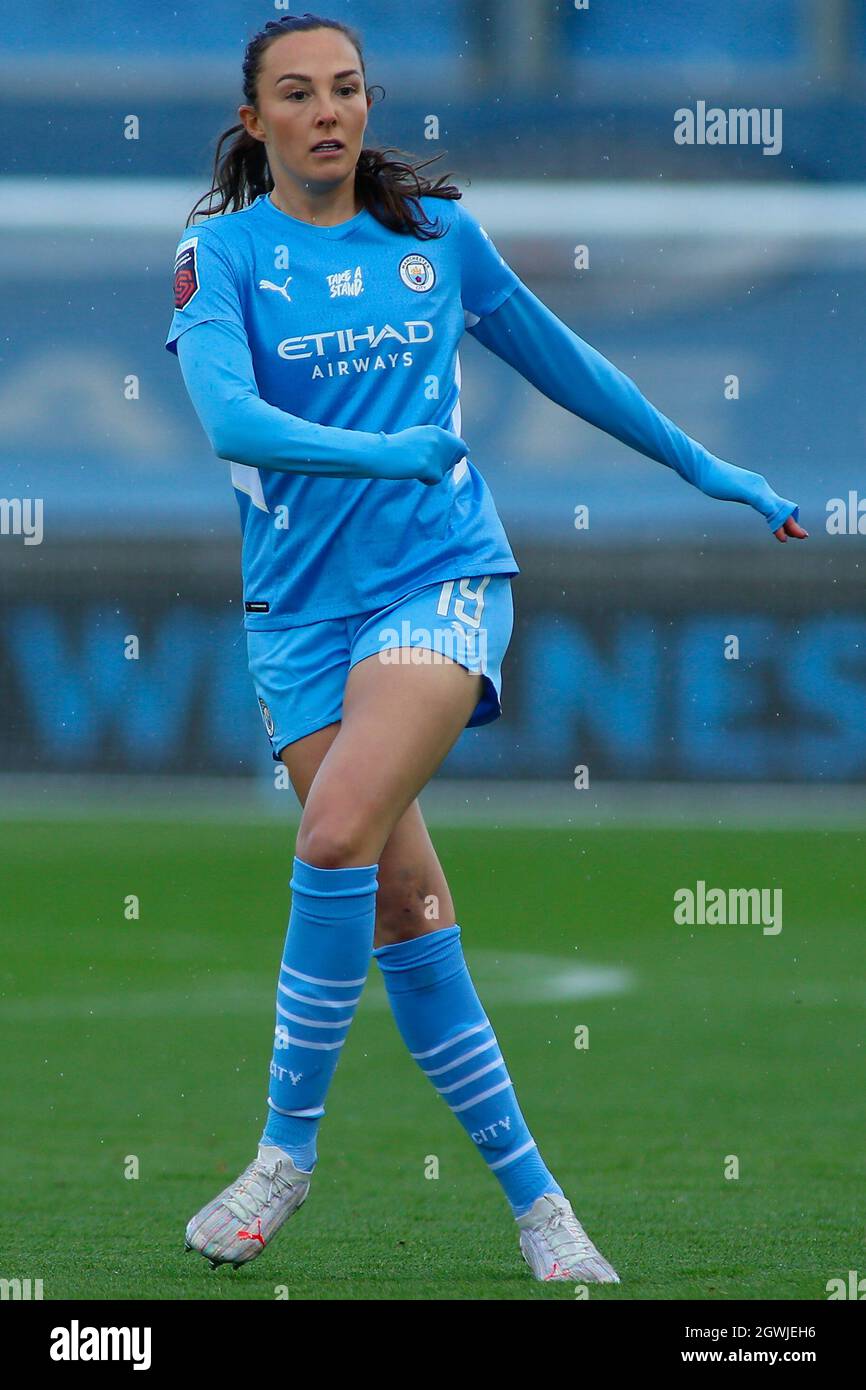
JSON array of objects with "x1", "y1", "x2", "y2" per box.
[
  {"x1": 386, "y1": 425, "x2": 469, "y2": 485},
  {"x1": 773, "y1": 514, "x2": 809, "y2": 543}
]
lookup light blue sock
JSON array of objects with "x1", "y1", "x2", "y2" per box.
[
  {"x1": 373, "y1": 924, "x2": 564, "y2": 1217},
  {"x1": 260, "y1": 855, "x2": 378, "y2": 1172}
]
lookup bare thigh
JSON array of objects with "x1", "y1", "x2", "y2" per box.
[
  {"x1": 280, "y1": 717, "x2": 458, "y2": 949},
  {"x1": 293, "y1": 649, "x2": 481, "y2": 869}
]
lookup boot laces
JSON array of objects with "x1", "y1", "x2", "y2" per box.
[
  {"x1": 539, "y1": 1205, "x2": 595, "y2": 1262},
  {"x1": 226, "y1": 1157, "x2": 298, "y2": 1221}
]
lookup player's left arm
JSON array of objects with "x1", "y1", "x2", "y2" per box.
[{"x1": 467, "y1": 280, "x2": 807, "y2": 543}]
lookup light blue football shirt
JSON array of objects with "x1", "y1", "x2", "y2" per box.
[{"x1": 165, "y1": 192, "x2": 521, "y2": 628}]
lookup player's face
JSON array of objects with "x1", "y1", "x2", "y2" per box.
[{"x1": 248, "y1": 29, "x2": 372, "y2": 189}]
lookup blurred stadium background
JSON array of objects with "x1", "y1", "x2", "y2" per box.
[{"x1": 1, "y1": 0, "x2": 865, "y2": 817}]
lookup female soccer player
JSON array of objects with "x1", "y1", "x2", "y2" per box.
[{"x1": 165, "y1": 13, "x2": 805, "y2": 1286}]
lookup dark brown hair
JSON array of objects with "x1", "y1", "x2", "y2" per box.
[{"x1": 186, "y1": 12, "x2": 462, "y2": 238}]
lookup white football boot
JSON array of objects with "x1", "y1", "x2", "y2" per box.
[
  {"x1": 517, "y1": 1193, "x2": 620, "y2": 1283},
  {"x1": 184, "y1": 1143, "x2": 312, "y2": 1269}
]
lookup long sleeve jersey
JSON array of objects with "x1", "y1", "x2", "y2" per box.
[{"x1": 165, "y1": 191, "x2": 798, "y2": 628}]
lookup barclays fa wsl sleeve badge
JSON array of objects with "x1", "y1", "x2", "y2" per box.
[{"x1": 173, "y1": 236, "x2": 200, "y2": 310}]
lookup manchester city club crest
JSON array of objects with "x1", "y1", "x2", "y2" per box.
[{"x1": 399, "y1": 253, "x2": 436, "y2": 292}]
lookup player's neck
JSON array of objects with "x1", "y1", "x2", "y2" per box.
[{"x1": 269, "y1": 180, "x2": 361, "y2": 227}]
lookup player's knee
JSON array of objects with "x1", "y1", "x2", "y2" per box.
[{"x1": 295, "y1": 813, "x2": 372, "y2": 869}]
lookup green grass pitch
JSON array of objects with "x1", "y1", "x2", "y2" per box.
[{"x1": 2, "y1": 817, "x2": 862, "y2": 1301}]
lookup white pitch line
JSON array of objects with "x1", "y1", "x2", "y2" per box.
[{"x1": 0, "y1": 955, "x2": 634, "y2": 1022}]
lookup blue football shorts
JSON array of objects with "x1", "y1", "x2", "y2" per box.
[{"x1": 246, "y1": 573, "x2": 514, "y2": 760}]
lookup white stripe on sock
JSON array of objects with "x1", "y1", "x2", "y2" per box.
[
  {"x1": 450, "y1": 1076, "x2": 513, "y2": 1113},
  {"x1": 488, "y1": 1139, "x2": 537, "y2": 1171},
  {"x1": 423, "y1": 1037, "x2": 498, "y2": 1078},
  {"x1": 278, "y1": 983, "x2": 362, "y2": 1008},
  {"x1": 281, "y1": 963, "x2": 367, "y2": 988},
  {"x1": 436, "y1": 1056, "x2": 506, "y2": 1095},
  {"x1": 276, "y1": 1005, "x2": 351, "y2": 1030},
  {"x1": 410, "y1": 1020, "x2": 490, "y2": 1061},
  {"x1": 267, "y1": 1097, "x2": 325, "y2": 1119},
  {"x1": 274, "y1": 1032, "x2": 347, "y2": 1051}
]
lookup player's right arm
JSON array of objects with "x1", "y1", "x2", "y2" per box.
[{"x1": 166, "y1": 229, "x2": 466, "y2": 486}]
